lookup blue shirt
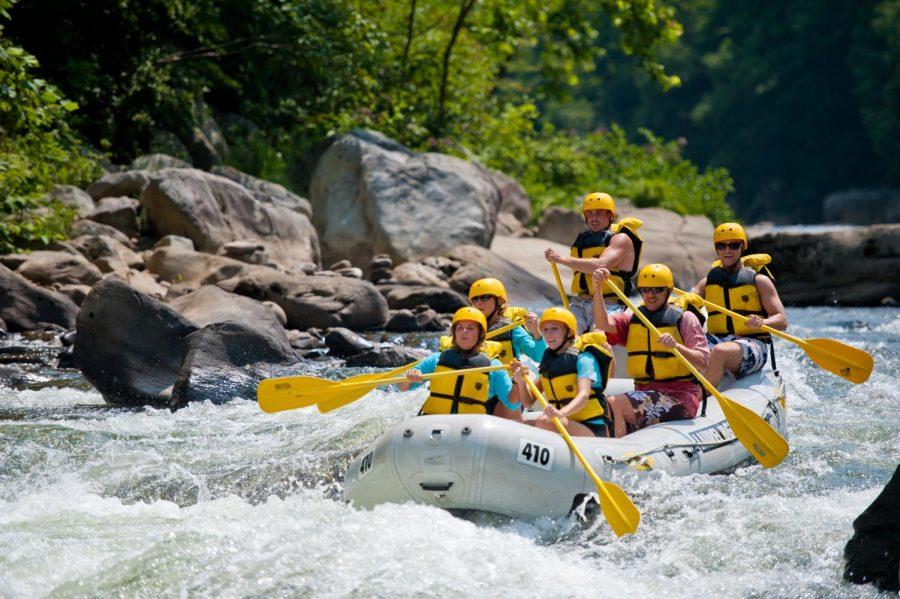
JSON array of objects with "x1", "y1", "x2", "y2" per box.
[
  {"x1": 411, "y1": 352, "x2": 520, "y2": 411},
  {"x1": 511, "y1": 326, "x2": 547, "y2": 362},
  {"x1": 577, "y1": 352, "x2": 607, "y2": 390}
]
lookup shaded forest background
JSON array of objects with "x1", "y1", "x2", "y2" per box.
[{"x1": 1, "y1": 0, "x2": 898, "y2": 250}]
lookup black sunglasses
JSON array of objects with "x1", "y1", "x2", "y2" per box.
[
  {"x1": 715, "y1": 242, "x2": 743, "y2": 251},
  {"x1": 470, "y1": 294, "x2": 496, "y2": 302},
  {"x1": 638, "y1": 287, "x2": 667, "y2": 294}
]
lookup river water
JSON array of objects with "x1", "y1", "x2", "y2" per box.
[{"x1": 1, "y1": 307, "x2": 897, "y2": 598}]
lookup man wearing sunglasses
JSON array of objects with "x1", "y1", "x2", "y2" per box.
[
  {"x1": 592, "y1": 264, "x2": 710, "y2": 437},
  {"x1": 544, "y1": 192, "x2": 643, "y2": 334},
  {"x1": 691, "y1": 222, "x2": 787, "y2": 386}
]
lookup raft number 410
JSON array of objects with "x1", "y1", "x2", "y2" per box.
[{"x1": 517, "y1": 439, "x2": 554, "y2": 471}]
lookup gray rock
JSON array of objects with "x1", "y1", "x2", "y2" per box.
[
  {"x1": 140, "y1": 168, "x2": 321, "y2": 268},
  {"x1": 69, "y1": 219, "x2": 134, "y2": 247},
  {"x1": 87, "y1": 196, "x2": 140, "y2": 237},
  {"x1": 385, "y1": 309, "x2": 418, "y2": 332},
  {"x1": 121, "y1": 269, "x2": 167, "y2": 299},
  {"x1": 288, "y1": 330, "x2": 324, "y2": 350},
  {"x1": 263, "y1": 301, "x2": 288, "y2": 326},
  {"x1": 446, "y1": 244, "x2": 559, "y2": 308},
  {"x1": 324, "y1": 327, "x2": 374, "y2": 357},
  {"x1": 309, "y1": 129, "x2": 501, "y2": 267},
  {"x1": 154, "y1": 235, "x2": 195, "y2": 251},
  {"x1": 751, "y1": 224, "x2": 900, "y2": 306},
  {"x1": 843, "y1": 464, "x2": 900, "y2": 592},
  {"x1": 168, "y1": 285, "x2": 289, "y2": 346},
  {"x1": 56, "y1": 284, "x2": 92, "y2": 306},
  {"x1": 345, "y1": 345, "x2": 430, "y2": 367},
  {"x1": 211, "y1": 165, "x2": 313, "y2": 218},
  {"x1": 146, "y1": 246, "x2": 248, "y2": 287},
  {"x1": 491, "y1": 169, "x2": 532, "y2": 225},
  {"x1": 220, "y1": 240, "x2": 268, "y2": 265},
  {"x1": 392, "y1": 262, "x2": 449, "y2": 287},
  {"x1": 0, "y1": 264, "x2": 79, "y2": 332},
  {"x1": 335, "y1": 267, "x2": 363, "y2": 279},
  {"x1": 495, "y1": 211, "x2": 534, "y2": 238},
  {"x1": 86, "y1": 170, "x2": 151, "y2": 201},
  {"x1": 378, "y1": 284, "x2": 469, "y2": 313},
  {"x1": 187, "y1": 111, "x2": 228, "y2": 170},
  {"x1": 220, "y1": 266, "x2": 389, "y2": 330},
  {"x1": 0, "y1": 254, "x2": 30, "y2": 270},
  {"x1": 69, "y1": 234, "x2": 144, "y2": 275},
  {"x1": 48, "y1": 185, "x2": 95, "y2": 217},
  {"x1": 15, "y1": 250, "x2": 103, "y2": 287},
  {"x1": 370, "y1": 254, "x2": 393, "y2": 270}
]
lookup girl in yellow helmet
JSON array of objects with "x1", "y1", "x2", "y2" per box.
[
  {"x1": 467, "y1": 278, "x2": 545, "y2": 364},
  {"x1": 399, "y1": 307, "x2": 527, "y2": 420},
  {"x1": 511, "y1": 307, "x2": 615, "y2": 437}
]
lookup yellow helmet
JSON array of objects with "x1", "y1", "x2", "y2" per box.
[
  {"x1": 539, "y1": 307, "x2": 578, "y2": 338},
  {"x1": 582, "y1": 192, "x2": 616, "y2": 217},
  {"x1": 713, "y1": 222, "x2": 748, "y2": 250},
  {"x1": 451, "y1": 306, "x2": 487, "y2": 334},
  {"x1": 636, "y1": 263, "x2": 674, "y2": 289},
  {"x1": 468, "y1": 278, "x2": 507, "y2": 303}
]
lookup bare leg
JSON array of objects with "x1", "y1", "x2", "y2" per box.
[
  {"x1": 606, "y1": 394, "x2": 639, "y2": 438},
  {"x1": 707, "y1": 342, "x2": 744, "y2": 386}
]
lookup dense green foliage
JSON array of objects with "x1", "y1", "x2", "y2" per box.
[
  {"x1": 538, "y1": 0, "x2": 900, "y2": 222},
  {"x1": 0, "y1": 0, "x2": 100, "y2": 252},
  {"x1": 6, "y1": 0, "x2": 734, "y2": 227}
]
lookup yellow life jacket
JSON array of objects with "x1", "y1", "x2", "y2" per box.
[
  {"x1": 705, "y1": 254, "x2": 773, "y2": 339},
  {"x1": 538, "y1": 333, "x2": 612, "y2": 422},
  {"x1": 419, "y1": 349, "x2": 495, "y2": 415},
  {"x1": 438, "y1": 337, "x2": 503, "y2": 360},
  {"x1": 669, "y1": 292, "x2": 707, "y2": 327},
  {"x1": 570, "y1": 217, "x2": 644, "y2": 297},
  {"x1": 626, "y1": 305, "x2": 695, "y2": 383}
]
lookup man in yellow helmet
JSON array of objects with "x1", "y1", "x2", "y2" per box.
[
  {"x1": 512, "y1": 307, "x2": 614, "y2": 437},
  {"x1": 592, "y1": 264, "x2": 710, "y2": 437},
  {"x1": 691, "y1": 223, "x2": 787, "y2": 386},
  {"x1": 544, "y1": 192, "x2": 642, "y2": 334},
  {"x1": 399, "y1": 307, "x2": 526, "y2": 420},
  {"x1": 468, "y1": 278, "x2": 545, "y2": 364}
]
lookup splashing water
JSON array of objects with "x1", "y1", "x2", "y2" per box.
[{"x1": 1, "y1": 307, "x2": 897, "y2": 597}]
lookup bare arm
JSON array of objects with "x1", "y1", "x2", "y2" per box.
[
  {"x1": 544, "y1": 233, "x2": 631, "y2": 274},
  {"x1": 692, "y1": 276, "x2": 708, "y2": 296},
  {"x1": 591, "y1": 269, "x2": 617, "y2": 333},
  {"x1": 754, "y1": 276, "x2": 788, "y2": 331}
]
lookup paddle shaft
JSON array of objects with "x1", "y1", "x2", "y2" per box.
[
  {"x1": 338, "y1": 364, "x2": 508, "y2": 391},
  {"x1": 672, "y1": 287, "x2": 870, "y2": 371},
  {"x1": 523, "y1": 376, "x2": 638, "y2": 536},
  {"x1": 550, "y1": 261, "x2": 570, "y2": 309}
]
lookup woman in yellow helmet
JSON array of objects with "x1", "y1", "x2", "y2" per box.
[
  {"x1": 691, "y1": 223, "x2": 787, "y2": 386},
  {"x1": 511, "y1": 307, "x2": 614, "y2": 437},
  {"x1": 592, "y1": 264, "x2": 710, "y2": 437},
  {"x1": 399, "y1": 307, "x2": 526, "y2": 420},
  {"x1": 467, "y1": 278, "x2": 545, "y2": 364}
]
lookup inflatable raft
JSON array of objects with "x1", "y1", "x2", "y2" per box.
[{"x1": 343, "y1": 368, "x2": 786, "y2": 519}]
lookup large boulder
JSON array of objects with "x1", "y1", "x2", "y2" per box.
[
  {"x1": 377, "y1": 284, "x2": 469, "y2": 313},
  {"x1": 75, "y1": 278, "x2": 299, "y2": 408},
  {"x1": 751, "y1": 224, "x2": 900, "y2": 305},
  {"x1": 211, "y1": 165, "x2": 313, "y2": 218},
  {"x1": 13, "y1": 250, "x2": 103, "y2": 287},
  {"x1": 170, "y1": 321, "x2": 297, "y2": 409},
  {"x1": 491, "y1": 169, "x2": 531, "y2": 225},
  {"x1": 48, "y1": 185, "x2": 95, "y2": 218},
  {"x1": 86, "y1": 169, "x2": 151, "y2": 201},
  {"x1": 309, "y1": 129, "x2": 501, "y2": 267},
  {"x1": 535, "y1": 205, "x2": 716, "y2": 289},
  {"x1": 219, "y1": 266, "x2": 389, "y2": 330},
  {"x1": 843, "y1": 464, "x2": 900, "y2": 593},
  {"x1": 168, "y1": 285, "x2": 289, "y2": 346},
  {"x1": 75, "y1": 278, "x2": 197, "y2": 406},
  {"x1": 69, "y1": 234, "x2": 144, "y2": 275},
  {"x1": 0, "y1": 264, "x2": 79, "y2": 332},
  {"x1": 131, "y1": 153, "x2": 191, "y2": 171},
  {"x1": 69, "y1": 219, "x2": 134, "y2": 247},
  {"x1": 87, "y1": 196, "x2": 141, "y2": 238},
  {"x1": 146, "y1": 246, "x2": 248, "y2": 288},
  {"x1": 140, "y1": 168, "x2": 320, "y2": 268},
  {"x1": 446, "y1": 244, "x2": 560, "y2": 309}
]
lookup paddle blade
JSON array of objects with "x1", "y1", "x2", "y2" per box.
[
  {"x1": 717, "y1": 394, "x2": 789, "y2": 468},
  {"x1": 595, "y1": 480, "x2": 641, "y2": 537},
  {"x1": 804, "y1": 338, "x2": 873, "y2": 384},
  {"x1": 316, "y1": 386, "x2": 373, "y2": 413},
  {"x1": 257, "y1": 376, "x2": 338, "y2": 413}
]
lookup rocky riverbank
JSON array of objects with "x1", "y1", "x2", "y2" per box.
[{"x1": 1, "y1": 128, "x2": 897, "y2": 408}]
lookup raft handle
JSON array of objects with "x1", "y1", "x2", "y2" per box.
[{"x1": 419, "y1": 482, "x2": 454, "y2": 492}]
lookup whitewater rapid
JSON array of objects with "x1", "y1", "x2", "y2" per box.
[{"x1": 1, "y1": 307, "x2": 897, "y2": 598}]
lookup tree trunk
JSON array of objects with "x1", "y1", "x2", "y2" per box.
[
  {"x1": 401, "y1": 0, "x2": 417, "y2": 76},
  {"x1": 437, "y1": 0, "x2": 477, "y2": 135}
]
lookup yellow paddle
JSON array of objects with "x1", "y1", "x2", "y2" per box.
[
  {"x1": 258, "y1": 319, "x2": 527, "y2": 413},
  {"x1": 605, "y1": 281, "x2": 788, "y2": 468},
  {"x1": 672, "y1": 287, "x2": 873, "y2": 384},
  {"x1": 550, "y1": 261, "x2": 570, "y2": 309},
  {"x1": 522, "y1": 377, "x2": 639, "y2": 536}
]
